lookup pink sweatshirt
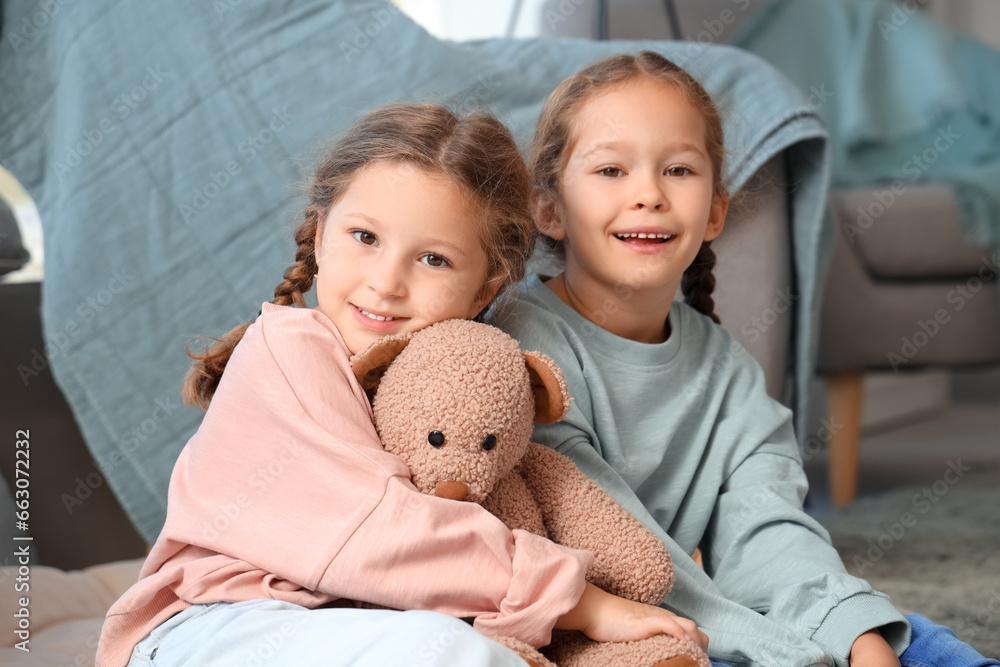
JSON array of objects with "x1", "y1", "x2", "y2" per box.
[{"x1": 96, "y1": 303, "x2": 592, "y2": 667}]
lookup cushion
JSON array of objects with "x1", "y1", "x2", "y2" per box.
[
  {"x1": 831, "y1": 184, "x2": 996, "y2": 281},
  {"x1": 820, "y1": 221, "x2": 1000, "y2": 371},
  {"x1": 0, "y1": 558, "x2": 144, "y2": 662}
]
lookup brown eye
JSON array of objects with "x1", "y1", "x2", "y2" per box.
[
  {"x1": 420, "y1": 253, "x2": 450, "y2": 268},
  {"x1": 481, "y1": 434, "x2": 496, "y2": 451},
  {"x1": 352, "y1": 230, "x2": 377, "y2": 245},
  {"x1": 428, "y1": 431, "x2": 445, "y2": 447}
]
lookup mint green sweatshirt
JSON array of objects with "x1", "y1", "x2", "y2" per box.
[{"x1": 494, "y1": 275, "x2": 910, "y2": 667}]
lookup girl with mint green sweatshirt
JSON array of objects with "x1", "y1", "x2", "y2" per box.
[{"x1": 496, "y1": 51, "x2": 998, "y2": 667}]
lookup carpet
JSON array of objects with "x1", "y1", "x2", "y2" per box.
[{"x1": 819, "y1": 463, "x2": 1000, "y2": 658}]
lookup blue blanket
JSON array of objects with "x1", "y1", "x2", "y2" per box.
[
  {"x1": 735, "y1": 0, "x2": 1000, "y2": 248},
  {"x1": 0, "y1": 0, "x2": 829, "y2": 542}
]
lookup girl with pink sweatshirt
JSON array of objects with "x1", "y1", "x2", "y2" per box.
[{"x1": 96, "y1": 103, "x2": 706, "y2": 667}]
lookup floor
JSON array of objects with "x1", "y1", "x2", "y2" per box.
[{"x1": 803, "y1": 369, "x2": 1000, "y2": 518}]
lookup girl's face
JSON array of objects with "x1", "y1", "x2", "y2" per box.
[
  {"x1": 541, "y1": 77, "x2": 727, "y2": 307},
  {"x1": 314, "y1": 162, "x2": 495, "y2": 355}
]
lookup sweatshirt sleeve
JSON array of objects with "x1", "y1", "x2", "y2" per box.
[
  {"x1": 702, "y1": 353, "x2": 911, "y2": 665},
  {"x1": 531, "y1": 415, "x2": 845, "y2": 666},
  {"x1": 163, "y1": 304, "x2": 590, "y2": 649},
  {"x1": 326, "y1": 475, "x2": 591, "y2": 648}
]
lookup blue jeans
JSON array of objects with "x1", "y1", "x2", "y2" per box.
[
  {"x1": 127, "y1": 600, "x2": 527, "y2": 666},
  {"x1": 900, "y1": 614, "x2": 999, "y2": 666},
  {"x1": 129, "y1": 604, "x2": 998, "y2": 667},
  {"x1": 708, "y1": 614, "x2": 999, "y2": 666}
]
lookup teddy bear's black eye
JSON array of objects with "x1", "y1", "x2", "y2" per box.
[
  {"x1": 428, "y1": 431, "x2": 445, "y2": 447},
  {"x1": 481, "y1": 434, "x2": 497, "y2": 451}
]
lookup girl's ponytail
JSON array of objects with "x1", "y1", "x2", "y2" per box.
[
  {"x1": 681, "y1": 241, "x2": 720, "y2": 325},
  {"x1": 182, "y1": 204, "x2": 323, "y2": 410}
]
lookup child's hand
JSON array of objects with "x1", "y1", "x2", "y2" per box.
[
  {"x1": 556, "y1": 582, "x2": 709, "y2": 652},
  {"x1": 849, "y1": 629, "x2": 900, "y2": 667}
]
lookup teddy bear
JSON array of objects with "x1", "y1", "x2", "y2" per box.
[{"x1": 351, "y1": 318, "x2": 711, "y2": 667}]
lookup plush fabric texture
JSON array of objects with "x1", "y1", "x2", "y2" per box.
[
  {"x1": 358, "y1": 321, "x2": 547, "y2": 505},
  {"x1": 0, "y1": 0, "x2": 829, "y2": 542},
  {"x1": 519, "y1": 443, "x2": 674, "y2": 608},
  {"x1": 545, "y1": 631, "x2": 706, "y2": 667},
  {"x1": 352, "y1": 319, "x2": 710, "y2": 667}
]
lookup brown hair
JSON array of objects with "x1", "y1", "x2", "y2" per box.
[
  {"x1": 183, "y1": 103, "x2": 536, "y2": 409},
  {"x1": 531, "y1": 51, "x2": 727, "y2": 324}
]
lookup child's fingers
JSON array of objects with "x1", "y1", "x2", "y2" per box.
[
  {"x1": 645, "y1": 614, "x2": 692, "y2": 642},
  {"x1": 672, "y1": 616, "x2": 708, "y2": 650},
  {"x1": 691, "y1": 627, "x2": 710, "y2": 652},
  {"x1": 672, "y1": 617, "x2": 709, "y2": 652},
  {"x1": 649, "y1": 614, "x2": 709, "y2": 652}
]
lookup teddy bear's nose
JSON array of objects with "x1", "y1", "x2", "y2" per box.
[{"x1": 435, "y1": 481, "x2": 469, "y2": 501}]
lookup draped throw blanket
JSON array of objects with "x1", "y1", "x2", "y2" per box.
[{"x1": 735, "y1": 0, "x2": 1000, "y2": 249}]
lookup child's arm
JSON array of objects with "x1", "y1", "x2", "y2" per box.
[
  {"x1": 557, "y1": 582, "x2": 709, "y2": 651},
  {"x1": 331, "y1": 480, "x2": 709, "y2": 650},
  {"x1": 158, "y1": 306, "x2": 592, "y2": 649},
  {"x1": 849, "y1": 630, "x2": 901, "y2": 667},
  {"x1": 323, "y1": 472, "x2": 593, "y2": 648},
  {"x1": 692, "y1": 357, "x2": 910, "y2": 664}
]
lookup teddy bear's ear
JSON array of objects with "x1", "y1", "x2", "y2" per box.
[
  {"x1": 349, "y1": 334, "x2": 412, "y2": 391},
  {"x1": 523, "y1": 351, "x2": 571, "y2": 424}
]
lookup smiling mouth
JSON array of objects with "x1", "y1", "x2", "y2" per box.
[
  {"x1": 358, "y1": 308, "x2": 398, "y2": 322},
  {"x1": 614, "y1": 232, "x2": 673, "y2": 244}
]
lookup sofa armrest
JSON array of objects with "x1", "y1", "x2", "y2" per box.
[{"x1": 713, "y1": 154, "x2": 792, "y2": 404}]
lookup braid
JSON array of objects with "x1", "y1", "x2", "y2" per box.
[
  {"x1": 682, "y1": 241, "x2": 720, "y2": 324},
  {"x1": 183, "y1": 205, "x2": 322, "y2": 409},
  {"x1": 272, "y1": 204, "x2": 321, "y2": 307}
]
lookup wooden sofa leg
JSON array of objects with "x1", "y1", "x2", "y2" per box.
[{"x1": 826, "y1": 372, "x2": 863, "y2": 507}]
